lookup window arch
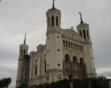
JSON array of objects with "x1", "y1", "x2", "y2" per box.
[
  {"x1": 73, "y1": 56, "x2": 77, "y2": 63},
  {"x1": 79, "y1": 57, "x2": 87, "y2": 79},
  {"x1": 63, "y1": 54, "x2": 71, "y2": 78},
  {"x1": 80, "y1": 58, "x2": 84, "y2": 64},
  {"x1": 65, "y1": 54, "x2": 70, "y2": 62},
  {"x1": 72, "y1": 56, "x2": 79, "y2": 79},
  {"x1": 52, "y1": 16, "x2": 54, "y2": 26}
]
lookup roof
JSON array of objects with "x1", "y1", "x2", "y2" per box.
[{"x1": 62, "y1": 28, "x2": 84, "y2": 43}]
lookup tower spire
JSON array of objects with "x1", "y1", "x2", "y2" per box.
[
  {"x1": 24, "y1": 33, "x2": 26, "y2": 45},
  {"x1": 78, "y1": 12, "x2": 84, "y2": 24},
  {"x1": 52, "y1": 0, "x2": 55, "y2": 9}
]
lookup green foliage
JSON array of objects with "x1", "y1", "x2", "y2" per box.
[
  {"x1": 18, "y1": 83, "x2": 29, "y2": 88},
  {"x1": 97, "y1": 76, "x2": 106, "y2": 80},
  {"x1": 28, "y1": 78, "x2": 109, "y2": 88},
  {"x1": 30, "y1": 79, "x2": 70, "y2": 88},
  {"x1": 0, "y1": 78, "x2": 11, "y2": 88}
]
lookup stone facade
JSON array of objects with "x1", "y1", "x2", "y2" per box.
[{"x1": 16, "y1": 3, "x2": 96, "y2": 88}]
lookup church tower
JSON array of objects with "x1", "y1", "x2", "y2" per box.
[
  {"x1": 46, "y1": 0, "x2": 61, "y2": 31},
  {"x1": 77, "y1": 13, "x2": 96, "y2": 78},
  {"x1": 77, "y1": 12, "x2": 91, "y2": 43},
  {"x1": 45, "y1": 0, "x2": 63, "y2": 83},
  {"x1": 16, "y1": 34, "x2": 30, "y2": 88}
]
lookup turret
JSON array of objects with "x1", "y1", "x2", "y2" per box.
[
  {"x1": 46, "y1": 0, "x2": 61, "y2": 31},
  {"x1": 16, "y1": 34, "x2": 30, "y2": 88},
  {"x1": 77, "y1": 13, "x2": 96, "y2": 78},
  {"x1": 19, "y1": 33, "x2": 29, "y2": 59},
  {"x1": 77, "y1": 13, "x2": 91, "y2": 44},
  {"x1": 45, "y1": 1, "x2": 63, "y2": 83}
]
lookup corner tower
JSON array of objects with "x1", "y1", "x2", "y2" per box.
[
  {"x1": 45, "y1": 0, "x2": 63, "y2": 83},
  {"x1": 77, "y1": 12, "x2": 91, "y2": 43},
  {"x1": 16, "y1": 34, "x2": 30, "y2": 88},
  {"x1": 46, "y1": 0, "x2": 61, "y2": 31},
  {"x1": 77, "y1": 13, "x2": 96, "y2": 78},
  {"x1": 18, "y1": 34, "x2": 28, "y2": 59}
]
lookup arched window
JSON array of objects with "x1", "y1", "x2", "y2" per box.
[
  {"x1": 45, "y1": 60, "x2": 46, "y2": 72},
  {"x1": 73, "y1": 56, "x2": 77, "y2": 63},
  {"x1": 63, "y1": 54, "x2": 71, "y2": 78},
  {"x1": 80, "y1": 58, "x2": 84, "y2": 64},
  {"x1": 83, "y1": 30, "x2": 86, "y2": 39},
  {"x1": 72, "y1": 56, "x2": 78, "y2": 78},
  {"x1": 65, "y1": 54, "x2": 70, "y2": 63},
  {"x1": 56, "y1": 16, "x2": 59, "y2": 26},
  {"x1": 79, "y1": 57, "x2": 87, "y2": 79},
  {"x1": 35, "y1": 65, "x2": 37, "y2": 75},
  {"x1": 52, "y1": 16, "x2": 54, "y2": 26}
]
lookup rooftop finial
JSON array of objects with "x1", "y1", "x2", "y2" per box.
[
  {"x1": 78, "y1": 12, "x2": 84, "y2": 24},
  {"x1": 52, "y1": 0, "x2": 55, "y2": 9},
  {"x1": 24, "y1": 33, "x2": 26, "y2": 45}
]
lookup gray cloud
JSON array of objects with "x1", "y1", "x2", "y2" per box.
[
  {"x1": 0, "y1": 47, "x2": 17, "y2": 59},
  {"x1": 0, "y1": 67, "x2": 16, "y2": 88}
]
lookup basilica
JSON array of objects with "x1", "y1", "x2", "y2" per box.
[{"x1": 16, "y1": 1, "x2": 96, "y2": 88}]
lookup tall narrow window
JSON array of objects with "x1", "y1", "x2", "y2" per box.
[
  {"x1": 52, "y1": 16, "x2": 54, "y2": 26},
  {"x1": 35, "y1": 65, "x2": 37, "y2": 75},
  {"x1": 45, "y1": 60, "x2": 46, "y2": 72},
  {"x1": 56, "y1": 16, "x2": 58, "y2": 26},
  {"x1": 66, "y1": 41, "x2": 67, "y2": 47},
  {"x1": 83, "y1": 30, "x2": 86, "y2": 39}
]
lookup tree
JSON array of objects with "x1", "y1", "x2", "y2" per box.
[{"x1": 0, "y1": 78, "x2": 11, "y2": 88}]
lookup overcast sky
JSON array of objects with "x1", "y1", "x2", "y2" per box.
[{"x1": 0, "y1": 0, "x2": 111, "y2": 88}]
